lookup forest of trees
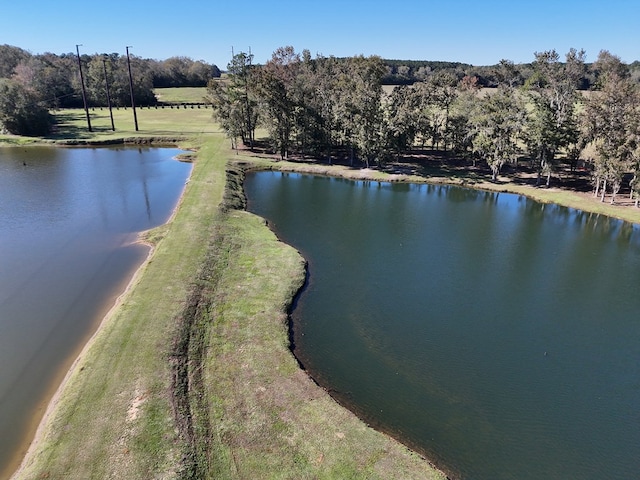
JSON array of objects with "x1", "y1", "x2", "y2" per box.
[
  {"x1": 0, "y1": 44, "x2": 221, "y2": 135},
  {"x1": 207, "y1": 46, "x2": 640, "y2": 205}
]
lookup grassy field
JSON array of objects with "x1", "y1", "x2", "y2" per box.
[
  {"x1": 53, "y1": 106, "x2": 219, "y2": 140},
  {"x1": 154, "y1": 87, "x2": 209, "y2": 104},
  {"x1": 0, "y1": 106, "x2": 219, "y2": 145}
]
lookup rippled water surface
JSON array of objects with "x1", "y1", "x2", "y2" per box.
[
  {"x1": 0, "y1": 146, "x2": 191, "y2": 478},
  {"x1": 245, "y1": 171, "x2": 640, "y2": 480}
]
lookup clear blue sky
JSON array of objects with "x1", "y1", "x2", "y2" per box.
[{"x1": 2, "y1": 0, "x2": 639, "y2": 67}]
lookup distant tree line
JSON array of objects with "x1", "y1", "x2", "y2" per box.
[
  {"x1": 208, "y1": 46, "x2": 640, "y2": 206},
  {"x1": 0, "y1": 44, "x2": 220, "y2": 135},
  {"x1": 381, "y1": 57, "x2": 640, "y2": 89}
]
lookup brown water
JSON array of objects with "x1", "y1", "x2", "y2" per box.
[{"x1": 0, "y1": 146, "x2": 191, "y2": 479}]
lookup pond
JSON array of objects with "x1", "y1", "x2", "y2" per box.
[
  {"x1": 0, "y1": 146, "x2": 191, "y2": 478},
  {"x1": 245, "y1": 171, "x2": 640, "y2": 480}
]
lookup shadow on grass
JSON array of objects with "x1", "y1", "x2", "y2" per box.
[
  {"x1": 391, "y1": 149, "x2": 491, "y2": 185},
  {"x1": 46, "y1": 111, "x2": 97, "y2": 140}
]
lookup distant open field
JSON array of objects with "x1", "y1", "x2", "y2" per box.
[
  {"x1": 154, "y1": 87, "x2": 209, "y2": 104},
  {"x1": 3, "y1": 106, "x2": 220, "y2": 143}
]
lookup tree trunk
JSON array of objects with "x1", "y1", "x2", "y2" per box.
[
  {"x1": 600, "y1": 179, "x2": 607, "y2": 202},
  {"x1": 611, "y1": 182, "x2": 621, "y2": 205},
  {"x1": 594, "y1": 177, "x2": 600, "y2": 197}
]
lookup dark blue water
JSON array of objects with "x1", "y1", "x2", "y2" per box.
[
  {"x1": 245, "y1": 171, "x2": 640, "y2": 480},
  {"x1": 0, "y1": 146, "x2": 191, "y2": 478}
]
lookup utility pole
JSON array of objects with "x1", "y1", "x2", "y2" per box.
[
  {"x1": 126, "y1": 46, "x2": 139, "y2": 131},
  {"x1": 102, "y1": 55, "x2": 115, "y2": 131},
  {"x1": 75, "y1": 44, "x2": 92, "y2": 132},
  {"x1": 247, "y1": 46, "x2": 253, "y2": 148}
]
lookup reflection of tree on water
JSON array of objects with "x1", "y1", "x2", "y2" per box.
[
  {"x1": 137, "y1": 148, "x2": 152, "y2": 222},
  {"x1": 572, "y1": 210, "x2": 639, "y2": 245}
]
